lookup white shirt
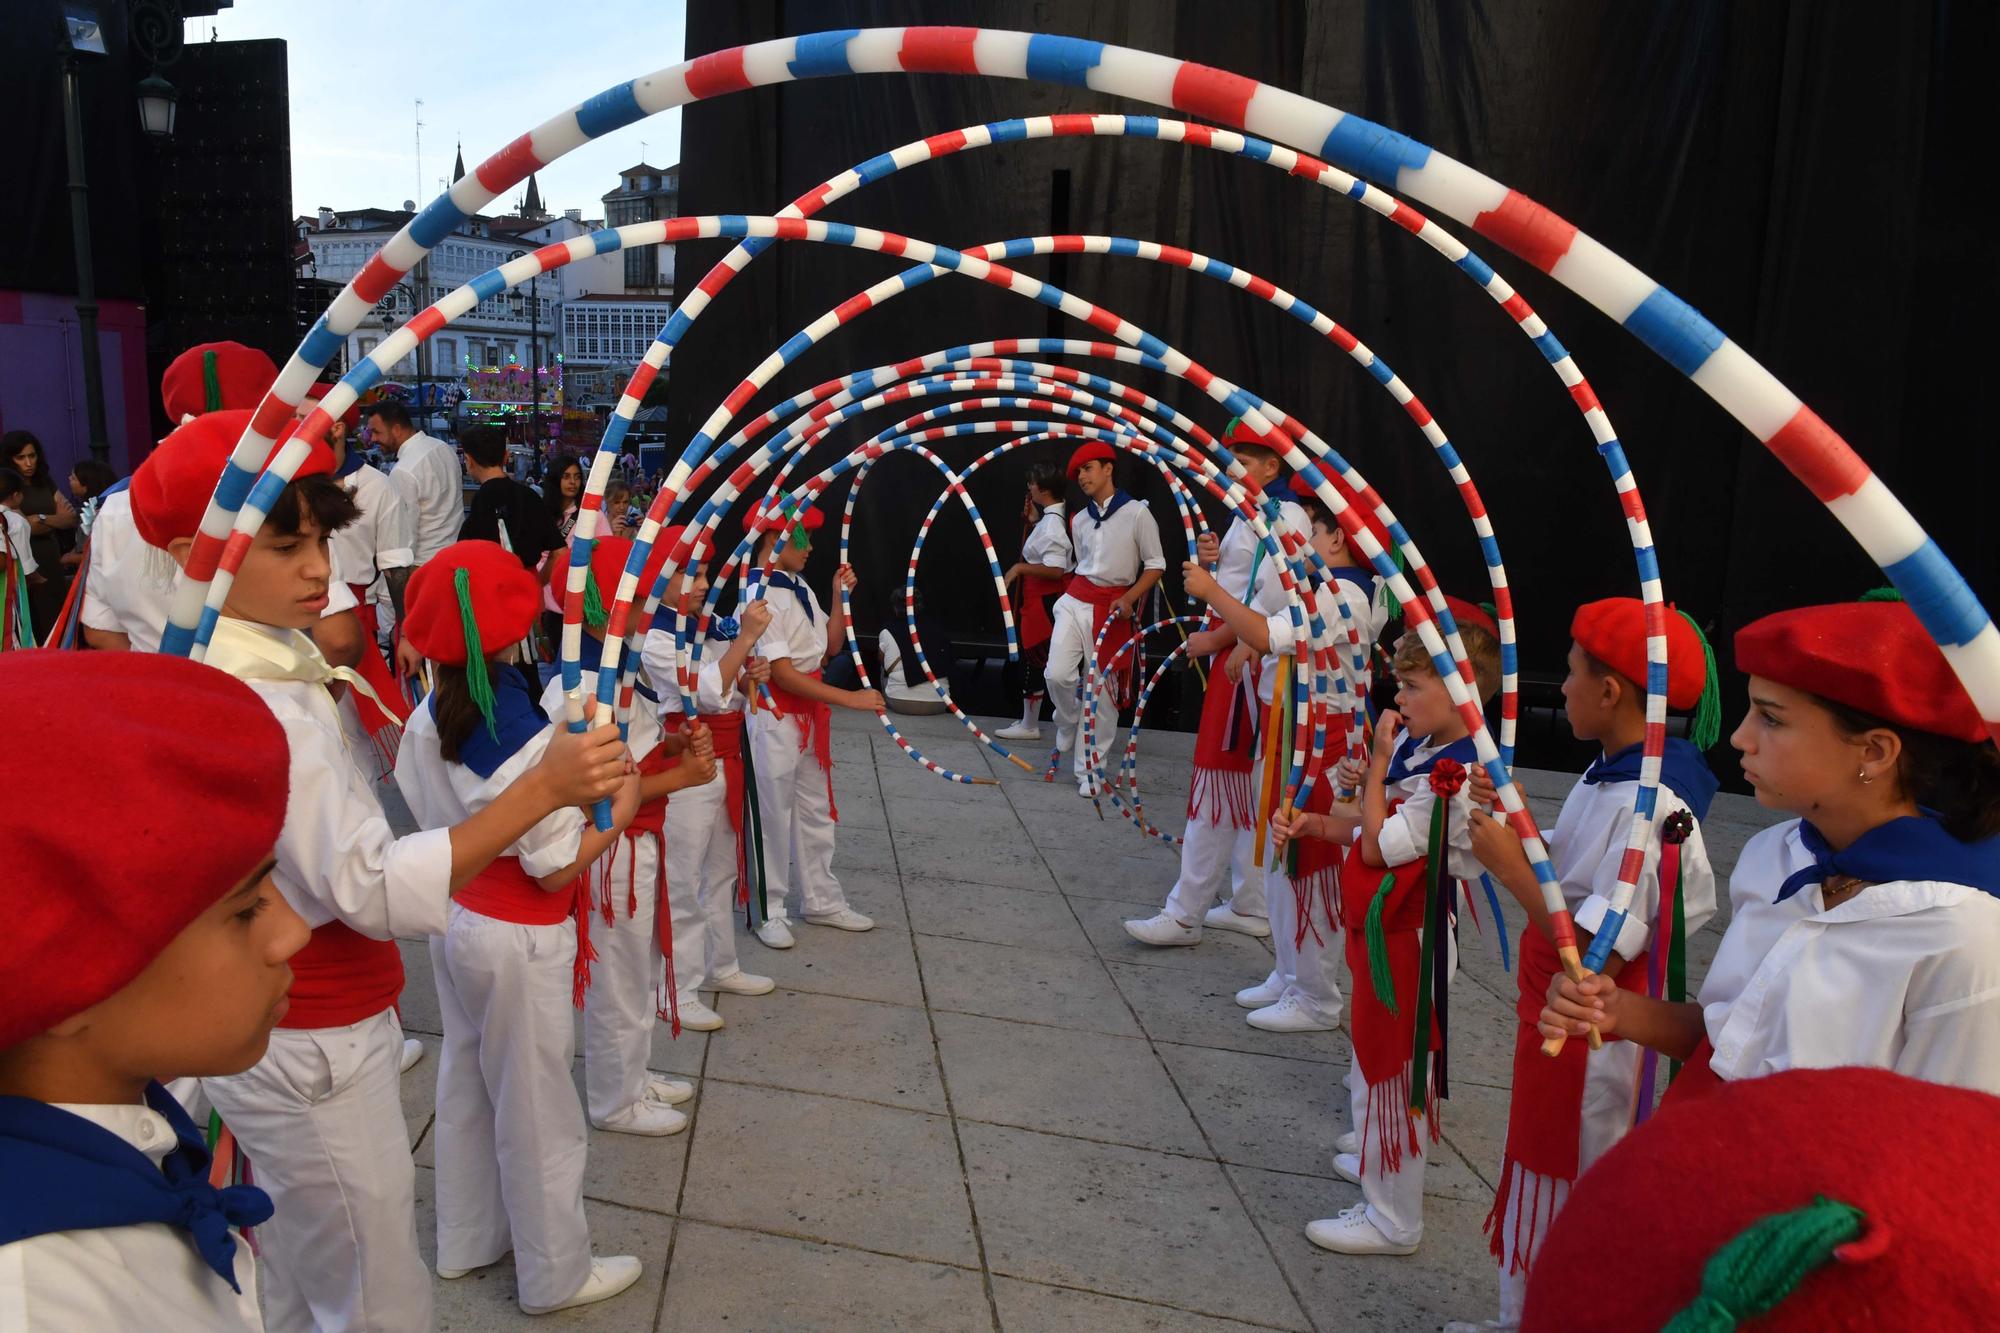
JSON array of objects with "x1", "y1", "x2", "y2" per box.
[
  {"x1": 641, "y1": 621, "x2": 740, "y2": 718},
  {"x1": 81, "y1": 493, "x2": 172, "y2": 652},
  {"x1": 0, "y1": 1102, "x2": 263, "y2": 1331},
  {"x1": 752, "y1": 576, "x2": 829, "y2": 674},
  {"x1": 330, "y1": 462, "x2": 414, "y2": 590},
  {"x1": 397, "y1": 698, "x2": 586, "y2": 879},
  {"x1": 876, "y1": 628, "x2": 942, "y2": 704},
  {"x1": 1021, "y1": 503, "x2": 1072, "y2": 571},
  {"x1": 1698, "y1": 822, "x2": 2000, "y2": 1093},
  {"x1": 2, "y1": 508, "x2": 36, "y2": 578},
  {"x1": 219, "y1": 623, "x2": 453, "y2": 938},
  {"x1": 1068, "y1": 494, "x2": 1166, "y2": 587},
  {"x1": 1543, "y1": 766, "x2": 1718, "y2": 962},
  {"x1": 1260, "y1": 568, "x2": 1383, "y2": 710},
  {"x1": 538, "y1": 650, "x2": 664, "y2": 762},
  {"x1": 386, "y1": 433, "x2": 462, "y2": 566},
  {"x1": 1376, "y1": 735, "x2": 1484, "y2": 883}
]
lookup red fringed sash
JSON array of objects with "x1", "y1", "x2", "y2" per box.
[
  {"x1": 457, "y1": 855, "x2": 596, "y2": 1008},
  {"x1": 1018, "y1": 573, "x2": 1065, "y2": 655},
  {"x1": 767, "y1": 671, "x2": 837, "y2": 822},
  {"x1": 1065, "y1": 576, "x2": 1136, "y2": 699},
  {"x1": 1339, "y1": 842, "x2": 1441, "y2": 1174},
  {"x1": 1187, "y1": 644, "x2": 1258, "y2": 829},
  {"x1": 665, "y1": 710, "x2": 751, "y2": 905}
]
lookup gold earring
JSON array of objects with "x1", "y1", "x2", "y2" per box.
[{"x1": 1858, "y1": 768, "x2": 1874, "y2": 784}]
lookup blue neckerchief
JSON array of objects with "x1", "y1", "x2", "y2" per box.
[
  {"x1": 436, "y1": 668, "x2": 548, "y2": 779},
  {"x1": 1582, "y1": 739, "x2": 1721, "y2": 824},
  {"x1": 766, "y1": 572, "x2": 815, "y2": 625},
  {"x1": 577, "y1": 630, "x2": 661, "y2": 705},
  {"x1": 710, "y1": 615, "x2": 740, "y2": 643},
  {"x1": 1084, "y1": 490, "x2": 1134, "y2": 528},
  {"x1": 0, "y1": 1082, "x2": 272, "y2": 1291},
  {"x1": 1776, "y1": 814, "x2": 2000, "y2": 903},
  {"x1": 1328, "y1": 566, "x2": 1377, "y2": 598},
  {"x1": 334, "y1": 449, "x2": 367, "y2": 480},
  {"x1": 1384, "y1": 731, "x2": 1480, "y2": 785}
]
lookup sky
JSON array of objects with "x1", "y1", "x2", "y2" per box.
[{"x1": 187, "y1": 0, "x2": 687, "y2": 221}]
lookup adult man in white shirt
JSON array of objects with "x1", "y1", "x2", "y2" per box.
[
  {"x1": 1046, "y1": 442, "x2": 1166, "y2": 796},
  {"x1": 366, "y1": 400, "x2": 462, "y2": 568}
]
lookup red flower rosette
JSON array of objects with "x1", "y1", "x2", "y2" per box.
[
  {"x1": 1660, "y1": 809, "x2": 1695, "y2": 845},
  {"x1": 1428, "y1": 756, "x2": 1467, "y2": 798}
]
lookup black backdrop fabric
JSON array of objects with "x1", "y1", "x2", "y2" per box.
[{"x1": 667, "y1": 2, "x2": 1994, "y2": 764}]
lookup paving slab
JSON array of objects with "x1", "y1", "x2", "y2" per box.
[
  {"x1": 1105, "y1": 961, "x2": 1348, "y2": 1064},
  {"x1": 1070, "y1": 894, "x2": 1278, "y2": 977},
  {"x1": 961, "y1": 1121, "x2": 1310, "y2": 1331},
  {"x1": 935, "y1": 1010, "x2": 1208, "y2": 1154},
  {"x1": 659, "y1": 1222, "x2": 992, "y2": 1332},
  {"x1": 678, "y1": 1082, "x2": 978, "y2": 1266},
  {"x1": 904, "y1": 878, "x2": 1099, "y2": 954},
  {"x1": 1154, "y1": 1042, "x2": 1349, "y2": 1178},
  {"x1": 703, "y1": 988, "x2": 946, "y2": 1113},
  {"x1": 992, "y1": 1275, "x2": 1286, "y2": 1332},
  {"x1": 748, "y1": 915, "x2": 927, "y2": 1008},
  {"x1": 918, "y1": 933, "x2": 1144, "y2": 1037}
]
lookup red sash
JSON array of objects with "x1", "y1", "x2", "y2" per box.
[
  {"x1": 1660, "y1": 1036, "x2": 1724, "y2": 1105},
  {"x1": 456, "y1": 854, "x2": 596, "y2": 1007},
  {"x1": 279, "y1": 922, "x2": 405, "y2": 1031},
  {"x1": 1187, "y1": 639, "x2": 1258, "y2": 829},
  {"x1": 1339, "y1": 834, "x2": 1442, "y2": 1173},
  {"x1": 666, "y1": 710, "x2": 751, "y2": 907},
  {"x1": 1063, "y1": 576, "x2": 1136, "y2": 677},
  {"x1": 766, "y1": 670, "x2": 839, "y2": 821},
  {"x1": 1018, "y1": 573, "x2": 1066, "y2": 656},
  {"x1": 345, "y1": 588, "x2": 412, "y2": 732},
  {"x1": 1484, "y1": 926, "x2": 1652, "y2": 1272},
  {"x1": 1284, "y1": 753, "x2": 1348, "y2": 950}
]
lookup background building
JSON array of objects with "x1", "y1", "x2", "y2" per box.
[{"x1": 601, "y1": 163, "x2": 678, "y2": 295}]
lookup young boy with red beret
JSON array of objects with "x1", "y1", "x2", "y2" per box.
[
  {"x1": 744, "y1": 503, "x2": 883, "y2": 948},
  {"x1": 0, "y1": 649, "x2": 309, "y2": 1329},
  {"x1": 1046, "y1": 441, "x2": 1167, "y2": 797},
  {"x1": 1123, "y1": 420, "x2": 1302, "y2": 950},
  {"x1": 1451, "y1": 597, "x2": 1722, "y2": 1330},
  {"x1": 397, "y1": 540, "x2": 647, "y2": 1315},
  {"x1": 640, "y1": 525, "x2": 777, "y2": 1030},
  {"x1": 128, "y1": 412, "x2": 629, "y2": 1332},
  {"x1": 540, "y1": 534, "x2": 720, "y2": 1131}
]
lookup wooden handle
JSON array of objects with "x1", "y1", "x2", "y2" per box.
[{"x1": 1539, "y1": 943, "x2": 1605, "y2": 1057}]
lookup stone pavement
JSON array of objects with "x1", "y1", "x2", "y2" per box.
[{"x1": 384, "y1": 708, "x2": 1777, "y2": 1331}]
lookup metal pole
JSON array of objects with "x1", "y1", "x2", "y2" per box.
[
  {"x1": 59, "y1": 55, "x2": 110, "y2": 465},
  {"x1": 413, "y1": 263, "x2": 429, "y2": 427},
  {"x1": 529, "y1": 286, "x2": 542, "y2": 449}
]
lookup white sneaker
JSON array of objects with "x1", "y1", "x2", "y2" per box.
[
  {"x1": 591, "y1": 1102, "x2": 688, "y2": 1137},
  {"x1": 673, "y1": 996, "x2": 725, "y2": 1031},
  {"x1": 1305, "y1": 1203, "x2": 1418, "y2": 1255},
  {"x1": 438, "y1": 1251, "x2": 507, "y2": 1280},
  {"x1": 1203, "y1": 905, "x2": 1272, "y2": 938},
  {"x1": 1078, "y1": 775, "x2": 1100, "y2": 798},
  {"x1": 755, "y1": 918, "x2": 795, "y2": 950},
  {"x1": 707, "y1": 969, "x2": 776, "y2": 996},
  {"x1": 995, "y1": 721, "x2": 1043, "y2": 741},
  {"x1": 521, "y1": 1255, "x2": 643, "y2": 1315},
  {"x1": 804, "y1": 907, "x2": 875, "y2": 932},
  {"x1": 646, "y1": 1075, "x2": 694, "y2": 1105},
  {"x1": 1335, "y1": 1129, "x2": 1359, "y2": 1155},
  {"x1": 1332, "y1": 1152, "x2": 1362, "y2": 1184},
  {"x1": 1123, "y1": 912, "x2": 1201, "y2": 947},
  {"x1": 1247, "y1": 995, "x2": 1340, "y2": 1033},
  {"x1": 399, "y1": 1038, "x2": 425, "y2": 1073},
  {"x1": 1235, "y1": 977, "x2": 1285, "y2": 1009}
]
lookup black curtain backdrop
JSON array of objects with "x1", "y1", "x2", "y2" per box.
[{"x1": 664, "y1": 2, "x2": 1993, "y2": 768}]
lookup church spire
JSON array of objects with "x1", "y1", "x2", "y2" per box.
[
  {"x1": 523, "y1": 171, "x2": 545, "y2": 218},
  {"x1": 452, "y1": 141, "x2": 466, "y2": 184}
]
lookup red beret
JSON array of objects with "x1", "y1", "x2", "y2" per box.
[
  {"x1": 130, "y1": 409, "x2": 335, "y2": 549},
  {"x1": 299, "y1": 388, "x2": 361, "y2": 435},
  {"x1": 1291, "y1": 469, "x2": 1394, "y2": 555},
  {"x1": 1066, "y1": 441, "x2": 1116, "y2": 479},
  {"x1": 754, "y1": 500, "x2": 825, "y2": 536},
  {"x1": 1572, "y1": 597, "x2": 1711, "y2": 711},
  {"x1": 1523, "y1": 1067, "x2": 2000, "y2": 1331},
  {"x1": 1223, "y1": 414, "x2": 1289, "y2": 449},
  {"x1": 654, "y1": 524, "x2": 713, "y2": 569},
  {"x1": 1736, "y1": 600, "x2": 1985, "y2": 743},
  {"x1": 2, "y1": 650, "x2": 289, "y2": 1050},
  {"x1": 160, "y1": 341, "x2": 279, "y2": 423},
  {"x1": 403, "y1": 541, "x2": 542, "y2": 665},
  {"x1": 547, "y1": 534, "x2": 671, "y2": 607}
]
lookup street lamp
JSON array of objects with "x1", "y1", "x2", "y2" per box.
[
  {"x1": 56, "y1": 8, "x2": 111, "y2": 464},
  {"x1": 510, "y1": 266, "x2": 543, "y2": 454},
  {"x1": 135, "y1": 72, "x2": 177, "y2": 138}
]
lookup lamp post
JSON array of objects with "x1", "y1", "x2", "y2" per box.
[
  {"x1": 511, "y1": 267, "x2": 543, "y2": 452},
  {"x1": 56, "y1": 10, "x2": 110, "y2": 464}
]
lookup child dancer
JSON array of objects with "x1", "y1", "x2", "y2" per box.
[
  {"x1": 996, "y1": 460, "x2": 1072, "y2": 742},
  {"x1": 130, "y1": 412, "x2": 628, "y2": 1331},
  {"x1": 1451, "y1": 597, "x2": 1722, "y2": 1331},
  {"x1": 1181, "y1": 473, "x2": 1392, "y2": 1032},
  {"x1": 1273, "y1": 598, "x2": 1502, "y2": 1255},
  {"x1": 397, "y1": 540, "x2": 648, "y2": 1314},
  {"x1": 539, "y1": 534, "x2": 716, "y2": 1129},
  {"x1": 745, "y1": 503, "x2": 884, "y2": 948},
  {"x1": 0, "y1": 649, "x2": 307, "y2": 1329},
  {"x1": 1541, "y1": 596, "x2": 2000, "y2": 1095},
  {"x1": 640, "y1": 524, "x2": 777, "y2": 1029}
]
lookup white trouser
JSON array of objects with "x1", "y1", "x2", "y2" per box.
[
  {"x1": 1161, "y1": 813, "x2": 1261, "y2": 926},
  {"x1": 1495, "y1": 1039, "x2": 1642, "y2": 1324},
  {"x1": 431, "y1": 904, "x2": 592, "y2": 1310},
  {"x1": 202, "y1": 1009, "x2": 430, "y2": 1333},
  {"x1": 1045, "y1": 592, "x2": 1121, "y2": 780},
  {"x1": 583, "y1": 829, "x2": 661, "y2": 1123},
  {"x1": 749, "y1": 711, "x2": 846, "y2": 921},
  {"x1": 1350, "y1": 1060, "x2": 1425, "y2": 1245},
  {"x1": 1260, "y1": 841, "x2": 1345, "y2": 1024},
  {"x1": 664, "y1": 766, "x2": 746, "y2": 995}
]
